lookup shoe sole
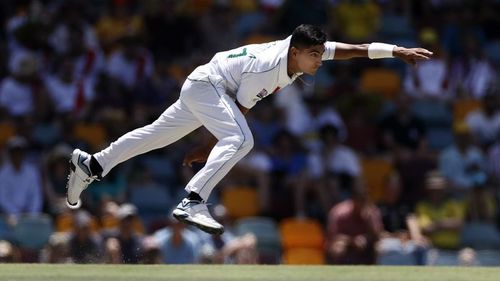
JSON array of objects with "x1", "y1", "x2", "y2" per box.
[
  {"x1": 172, "y1": 211, "x2": 224, "y2": 235},
  {"x1": 65, "y1": 151, "x2": 82, "y2": 209}
]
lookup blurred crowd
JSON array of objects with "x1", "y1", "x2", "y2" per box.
[{"x1": 1, "y1": 0, "x2": 500, "y2": 266}]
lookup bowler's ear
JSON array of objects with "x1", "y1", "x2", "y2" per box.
[{"x1": 290, "y1": 46, "x2": 299, "y2": 58}]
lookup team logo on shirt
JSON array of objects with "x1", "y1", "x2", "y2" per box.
[{"x1": 253, "y1": 88, "x2": 269, "y2": 102}]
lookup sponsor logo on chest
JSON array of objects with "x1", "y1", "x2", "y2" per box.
[{"x1": 253, "y1": 87, "x2": 281, "y2": 102}]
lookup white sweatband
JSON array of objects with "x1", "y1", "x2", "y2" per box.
[{"x1": 368, "y1": 43, "x2": 396, "y2": 59}]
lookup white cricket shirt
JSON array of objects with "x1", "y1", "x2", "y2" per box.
[{"x1": 188, "y1": 36, "x2": 336, "y2": 109}]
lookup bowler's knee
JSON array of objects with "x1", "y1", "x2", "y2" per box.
[
  {"x1": 231, "y1": 133, "x2": 253, "y2": 154},
  {"x1": 225, "y1": 132, "x2": 254, "y2": 155},
  {"x1": 240, "y1": 133, "x2": 254, "y2": 154}
]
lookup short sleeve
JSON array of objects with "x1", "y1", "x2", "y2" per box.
[
  {"x1": 322, "y1": 41, "x2": 336, "y2": 61},
  {"x1": 236, "y1": 77, "x2": 258, "y2": 109}
]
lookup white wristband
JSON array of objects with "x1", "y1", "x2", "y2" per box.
[{"x1": 368, "y1": 43, "x2": 396, "y2": 59}]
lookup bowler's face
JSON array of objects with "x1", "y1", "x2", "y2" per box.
[{"x1": 295, "y1": 44, "x2": 325, "y2": 75}]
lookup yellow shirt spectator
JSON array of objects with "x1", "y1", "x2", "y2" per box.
[
  {"x1": 416, "y1": 200, "x2": 465, "y2": 249},
  {"x1": 332, "y1": 0, "x2": 380, "y2": 42}
]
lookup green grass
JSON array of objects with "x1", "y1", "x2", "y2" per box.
[{"x1": 0, "y1": 264, "x2": 499, "y2": 281}]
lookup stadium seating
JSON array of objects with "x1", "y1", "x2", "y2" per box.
[
  {"x1": 235, "y1": 217, "x2": 281, "y2": 264},
  {"x1": 283, "y1": 248, "x2": 325, "y2": 265},
  {"x1": 426, "y1": 127, "x2": 454, "y2": 151},
  {"x1": 411, "y1": 99, "x2": 454, "y2": 150},
  {"x1": 0, "y1": 215, "x2": 13, "y2": 241},
  {"x1": 100, "y1": 214, "x2": 145, "y2": 234},
  {"x1": 460, "y1": 222, "x2": 500, "y2": 250},
  {"x1": 129, "y1": 184, "x2": 172, "y2": 228},
  {"x1": 360, "y1": 68, "x2": 401, "y2": 99},
  {"x1": 279, "y1": 218, "x2": 324, "y2": 250},
  {"x1": 13, "y1": 215, "x2": 54, "y2": 250},
  {"x1": 453, "y1": 99, "x2": 482, "y2": 123},
  {"x1": 378, "y1": 15, "x2": 414, "y2": 39},
  {"x1": 361, "y1": 157, "x2": 393, "y2": 203},
  {"x1": 129, "y1": 185, "x2": 172, "y2": 211},
  {"x1": 73, "y1": 123, "x2": 108, "y2": 151},
  {"x1": 475, "y1": 250, "x2": 500, "y2": 266},
  {"x1": 55, "y1": 212, "x2": 99, "y2": 233},
  {"x1": 139, "y1": 155, "x2": 176, "y2": 184},
  {"x1": 222, "y1": 186, "x2": 259, "y2": 219},
  {"x1": 411, "y1": 100, "x2": 453, "y2": 127}
]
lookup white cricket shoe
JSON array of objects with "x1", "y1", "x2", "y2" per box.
[
  {"x1": 66, "y1": 149, "x2": 99, "y2": 209},
  {"x1": 172, "y1": 198, "x2": 224, "y2": 235}
]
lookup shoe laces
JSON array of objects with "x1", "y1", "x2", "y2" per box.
[
  {"x1": 84, "y1": 175, "x2": 100, "y2": 183},
  {"x1": 189, "y1": 201, "x2": 219, "y2": 224},
  {"x1": 196, "y1": 212, "x2": 218, "y2": 224}
]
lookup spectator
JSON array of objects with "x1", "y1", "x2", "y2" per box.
[
  {"x1": 143, "y1": 1, "x2": 201, "y2": 60},
  {"x1": 0, "y1": 52, "x2": 45, "y2": 120},
  {"x1": 106, "y1": 34, "x2": 154, "y2": 89},
  {"x1": 65, "y1": 25, "x2": 105, "y2": 82},
  {"x1": 377, "y1": 173, "x2": 429, "y2": 265},
  {"x1": 248, "y1": 98, "x2": 283, "y2": 150},
  {"x1": 307, "y1": 98, "x2": 347, "y2": 149},
  {"x1": 273, "y1": 81, "x2": 313, "y2": 138},
  {"x1": 450, "y1": 35, "x2": 496, "y2": 99},
  {"x1": 48, "y1": 1, "x2": 98, "y2": 56},
  {"x1": 306, "y1": 124, "x2": 361, "y2": 214},
  {"x1": 197, "y1": 205, "x2": 257, "y2": 264},
  {"x1": 395, "y1": 156, "x2": 437, "y2": 210},
  {"x1": 404, "y1": 28, "x2": 451, "y2": 100},
  {"x1": 41, "y1": 232, "x2": 71, "y2": 263},
  {"x1": 153, "y1": 215, "x2": 201, "y2": 264},
  {"x1": 198, "y1": 2, "x2": 238, "y2": 54},
  {"x1": 9, "y1": 18, "x2": 51, "y2": 75},
  {"x1": 330, "y1": 0, "x2": 380, "y2": 42},
  {"x1": 415, "y1": 172, "x2": 465, "y2": 250},
  {"x1": 459, "y1": 179, "x2": 500, "y2": 250},
  {"x1": 327, "y1": 182, "x2": 383, "y2": 264},
  {"x1": 268, "y1": 130, "x2": 308, "y2": 218},
  {"x1": 42, "y1": 144, "x2": 73, "y2": 214},
  {"x1": 379, "y1": 95, "x2": 427, "y2": 157},
  {"x1": 0, "y1": 136, "x2": 43, "y2": 217},
  {"x1": 377, "y1": 173, "x2": 409, "y2": 233},
  {"x1": 68, "y1": 210, "x2": 103, "y2": 263},
  {"x1": 140, "y1": 236, "x2": 162, "y2": 264},
  {"x1": 465, "y1": 92, "x2": 500, "y2": 148},
  {"x1": 103, "y1": 203, "x2": 144, "y2": 264},
  {"x1": 439, "y1": 122, "x2": 487, "y2": 191},
  {"x1": 0, "y1": 240, "x2": 19, "y2": 263},
  {"x1": 45, "y1": 56, "x2": 95, "y2": 117},
  {"x1": 219, "y1": 233, "x2": 258, "y2": 264},
  {"x1": 95, "y1": 1, "x2": 145, "y2": 53}
]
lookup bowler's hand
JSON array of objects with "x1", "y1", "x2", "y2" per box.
[
  {"x1": 394, "y1": 47, "x2": 433, "y2": 66},
  {"x1": 183, "y1": 146, "x2": 210, "y2": 167}
]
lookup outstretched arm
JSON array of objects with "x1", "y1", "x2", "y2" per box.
[{"x1": 330, "y1": 42, "x2": 433, "y2": 65}]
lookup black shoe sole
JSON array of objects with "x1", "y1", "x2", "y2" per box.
[{"x1": 172, "y1": 212, "x2": 224, "y2": 235}]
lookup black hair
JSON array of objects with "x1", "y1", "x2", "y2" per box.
[
  {"x1": 319, "y1": 124, "x2": 340, "y2": 140},
  {"x1": 290, "y1": 24, "x2": 327, "y2": 49}
]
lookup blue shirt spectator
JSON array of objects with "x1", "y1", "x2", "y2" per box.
[
  {"x1": 154, "y1": 221, "x2": 201, "y2": 264},
  {"x1": 0, "y1": 137, "x2": 42, "y2": 215},
  {"x1": 439, "y1": 124, "x2": 487, "y2": 190}
]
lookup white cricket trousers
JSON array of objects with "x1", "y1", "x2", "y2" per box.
[{"x1": 93, "y1": 75, "x2": 254, "y2": 201}]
